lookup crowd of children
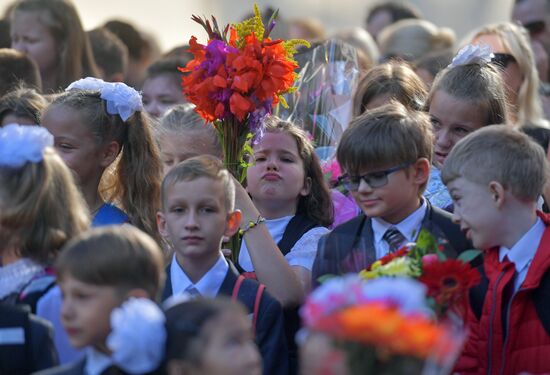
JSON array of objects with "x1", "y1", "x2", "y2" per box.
[{"x1": 2, "y1": 0, "x2": 550, "y2": 374}]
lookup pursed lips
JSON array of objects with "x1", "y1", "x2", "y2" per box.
[{"x1": 262, "y1": 172, "x2": 281, "y2": 181}]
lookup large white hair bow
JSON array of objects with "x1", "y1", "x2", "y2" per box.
[
  {"x1": 0, "y1": 124, "x2": 53, "y2": 168},
  {"x1": 66, "y1": 77, "x2": 143, "y2": 121}
]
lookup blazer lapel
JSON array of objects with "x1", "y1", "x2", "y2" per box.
[{"x1": 161, "y1": 264, "x2": 172, "y2": 302}]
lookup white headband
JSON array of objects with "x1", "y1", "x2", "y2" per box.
[
  {"x1": 448, "y1": 44, "x2": 494, "y2": 68},
  {"x1": 66, "y1": 77, "x2": 143, "y2": 121},
  {"x1": 0, "y1": 124, "x2": 53, "y2": 168}
]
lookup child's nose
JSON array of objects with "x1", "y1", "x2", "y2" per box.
[
  {"x1": 451, "y1": 211, "x2": 461, "y2": 225},
  {"x1": 436, "y1": 129, "x2": 452, "y2": 148},
  {"x1": 357, "y1": 177, "x2": 373, "y2": 193},
  {"x1": 184, "y1": 212, "x2": 200, "y2": 228},
  {"x1": 266, "y1": 158, "x2": 279, "y2": 170}
]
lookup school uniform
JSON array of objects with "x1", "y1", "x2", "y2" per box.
[
  {"x1": 312, "y1": 199, "x2": 471, "y2": 286},
  {"x1": 162, "y1": 253, "x2": 289, "y2": 375},
  {"x1": 34, "y1": 347, "x2": 161, "y2": 375},
  {"x1": 0, "y1": 304, "x2": 58, "y2": 374}
]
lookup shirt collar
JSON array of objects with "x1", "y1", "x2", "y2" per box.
[
  {"x1": 372, "y1": 198, "x2": 427, "y2": 245},
  {"x1": 499, "y1": 217, "x2": 545, "y2": 274},
  {"x1": 84, "y1": 347, "x2": 112, "y2": 375},
  {"x1": 170, "y1": 253, "x2": 228, "y2": 298}
]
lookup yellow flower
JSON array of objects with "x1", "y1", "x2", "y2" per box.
[{"x1": 360, "y1": 258, "x2": 414, "y2": 279}]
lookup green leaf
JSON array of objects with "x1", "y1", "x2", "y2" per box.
[
  {"x1": 457, "y1": 249, "x2": 482, "y2": 264},
  {"x1": 317, "y1": 274, "x2": 336, "y2": 284}
]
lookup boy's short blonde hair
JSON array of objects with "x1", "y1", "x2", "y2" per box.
[
  {"x1": 160, "y1": 155, "x2": 235, "y2": 212},
  {"x1": 55, "y1": 225, "x2": 165, "y2": 299},
  {"x1": 337, "y1": 102, "x2": 433, "y2": 192},
  {"x1": 441, "y1": 125, "x2": 547, "y2": 201}
]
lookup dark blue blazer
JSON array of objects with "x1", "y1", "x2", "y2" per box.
[
  {"x1": 312, "y1": 201, "x2": 472, "y2": 287},
  {"x1": 162, "y1": 263, "x2": 289, "y2": 375}
]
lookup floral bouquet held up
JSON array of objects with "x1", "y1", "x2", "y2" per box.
[
  {"x1": 181, "y1": 5, "x2": 309, "y2": 181},
  {"x1": 180, "y1": 5, "x2": 309, "y2": 261}
]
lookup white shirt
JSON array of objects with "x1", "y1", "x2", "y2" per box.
[
  {"x1": 371, "y1": 199, "x2": 427, "y2": 259},
  {"x1": 84, "y1": 347, "x2": 112, "y2": 375},
  {"x1": 238, "y1": 215, "x2": 329, "y2": 272},
  {"x1": 499, "y1": 217, "x2": 545, "y2": 293},
  {"x1": 170, "y1": 252, "x2": 228, "y2": 298}
]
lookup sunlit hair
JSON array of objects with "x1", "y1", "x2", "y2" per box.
[
  {"x1": 0, "y1": 48, "x2": 41, "y2": 95},
  {"x1": 48, "y1": 90, "x2": 163, "y2": 243},
  {"x1": 254, "y1": 116, "x2": 333, "y2": 227},
  {"x1": 471, "y1": 22, "x2": 545, "y2": 127},
  {"x1": 378, "y1": 19, "x2": 455, "y2": 62},
  {"x1": 426, "y1": 61, "x2": 509, "y2": 126},
  {"x1": 338, "y1": 102, "x2": 433, "y2": 193},
  {"x1": 55, "y1": 225, "x2": 164, "y2": 299},
  {"x1": 161, "y1": 155, "x2": 235, "y2": 212},
  {"x1": 441, "y1": 125, "x2": 547, "y2": 201},
  {"x1": 11, "y1": 0, "x2": 100, "y2": 91},
  {"x1": 353, "y1": 61, "x2": 427, "y2": 116},
  {"x1": 157, "y1": 103, "x2": 221, "y2": 157},
  {"x1": 0, "y1": 148, "x2": 89, "y2": 264},
  {"x1": 0, "y1": 86, "x2": 47, "y2": 125}
]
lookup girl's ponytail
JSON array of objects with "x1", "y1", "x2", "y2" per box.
[{"x1": 114, "y1": 112, "x2": 162, "y2": 243}]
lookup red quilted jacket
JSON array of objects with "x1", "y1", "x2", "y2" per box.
[{"x1": 455, "y1": 213, "x2": 550, "y2": 375}]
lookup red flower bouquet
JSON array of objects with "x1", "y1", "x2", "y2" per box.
[
  {"x1": 181, "y1": 5, "x2": 309, "y2": 181},
  {"x1": 360, "y1": 229, "x2": 481, "y2": 320},
  {"x1": 181, "y1": 5, "x2": 308, "y2": 261}
]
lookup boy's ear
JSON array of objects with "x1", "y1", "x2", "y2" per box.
[
  {"x1": 224, "y1": 210, "x2": 242, "y2": 237},
  {"x1": 413, "y1": 158, "x2": 430, "y2": 185},
  {"x1": 100, "y1": 141, "x2": 121, "y2": 168},
  {"x1": 157, "y1": 211, "x2": 168, "y2": 237},
  {"x1": 488, "y1": 181, "x2": 505, "y2": 208},
  {"x1": 300, "y1": 176, "x2": 312, "y2": 197}
]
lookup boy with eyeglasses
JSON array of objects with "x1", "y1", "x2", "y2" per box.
[{"x1": 312, "y1": 102, "x2": 471, "y2": 284}]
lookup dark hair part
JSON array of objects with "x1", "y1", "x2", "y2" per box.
[
  {"x1": 441, "y1": 125, "x2": 547, "y2": 201},
  {"x1": 366, "y1": 1, "x2": 422, "y2": 24},
  {"x1": 0, "y1": 86, "x2": 46, "y2": 125},
  {"x1": 522, "y1": 125, "x2": 550, "y2": 153},
  {"x1": 49, "y1": 90, "x2": 163, "y2": 243},
  {"x1": 87, "y1": 27, "x2": 129, "y2": 80},
  {"x1": 11, "y1": 0, "x2": 100, "y2": 91},
  {"x1": 103, "y1": 19, "x2": 147, "y2": 60},
  {"x1": 261, "y1": 117, "x2": 333, "y2": 226},
  {"x1": 145, "y1": 57, "x2": 187, "y2": 84},
  {"x1": 353, "y1": 61, "x2": 427, "y2": 116},
  {"x1": 55, "y1": 225, "x2": 164, "y2": 298},
  {"x1": 413, "y1": 49, "x2": 454, "y2": 81},
  {"x1": 0, "y1": 48, "x2": 41, "y2": 96},
  {"x1": 165, "y1": 298, "x2": 248, "y2": 364},
  {"x1": 338, "y1": 102, "x2": 433, "y2": 192},
  {"x1": 427, "y1": 62, "x2": 509, "y2": 126}
]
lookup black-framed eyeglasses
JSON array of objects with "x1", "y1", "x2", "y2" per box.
[
  {"x1": 491, "y1": 53, "x2": 516, "y2": 70},
  {"x1": 338, "y1": 163, "x2": 412, "y2": 191},
  {"x1": 523, "y1": 20, "x2": 546, "y2": 36}
]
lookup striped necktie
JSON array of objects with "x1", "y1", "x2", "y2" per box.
[{"x1": 382, "y1": 227, "x2": 407, "y2": 252}]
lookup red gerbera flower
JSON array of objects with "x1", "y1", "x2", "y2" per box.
[{"x1": 418, "y1": 259, "x2": 480, "y2": 309}]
